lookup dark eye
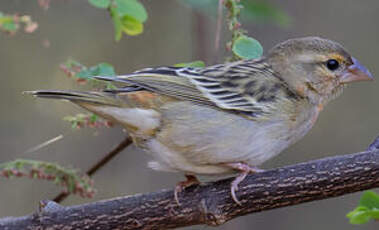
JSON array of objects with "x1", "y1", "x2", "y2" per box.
[{"x1": 326, "y1": 59, "x2": 339, "y2": 71}]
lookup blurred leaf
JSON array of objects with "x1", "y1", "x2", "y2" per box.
[
  {"x1": 347, "y1": 191, "x2": 379, "y2": 224},
  {"x1": 2, "y1": 19, "x2": 17, "y2": 31},
  {"x1": 64, "y1": 113, "x2": 113, "y2": 129},
  {"x1": 88, "y1": 0, "x2": 110, "y2": 9},
  {"x1": 77, "y1": 63, "x2": 116, "y2": 79},
  {"x1": 114, "y1": 0, "x2": 148, "y2": 22},
  {"x1": 110, "y1": 7, "x2": 123, "y2": 41},
  {"x1": 347, "y1": 206, "x2": 375, "y2": 225},
  {"x1": 232, "y1": 36, "x2": 263, "y2": 59},
  {"x1": 110, "y1": 0, "x2": 146, "y2": 40},
  {"x1": 0, "y1": 13, "x2": 38, "y2": 34},
  {"x1": 175, "y1": 60, "x2": 205, "y2": 68},
  {"x1": 0, "y1": 15, "x2": 17, "y2": 32},
  {"x1": 90, "y1": 114, "x2": 98, "y2": 123},
  {"x1": 0, "y1": 159, "x2": 95, "y2": 198},
  {"x1": 121, "y1": 15, "x2": 143, "y2": 36},
  {"x1": 241, "y1": 0, "x2": 291, "y2": 26},
  {"x1": 359, "y1": 191, "x2": 379, "y2": 210}
]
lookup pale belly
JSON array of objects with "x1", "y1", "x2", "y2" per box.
[{"x1": 144, "y1": 102, "x2": 317, "y2": 175}]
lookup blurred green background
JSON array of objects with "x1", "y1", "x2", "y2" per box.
[{"x1": 0, "y1": 0, "x2": 378, "y2": 229}]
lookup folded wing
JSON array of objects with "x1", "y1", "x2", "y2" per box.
[{"x1": 95, "y1": 59, "x2": 299, "y2": 119}]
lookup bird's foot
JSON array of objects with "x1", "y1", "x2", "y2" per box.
[
  {"x1": 174, "y1": 174, "x2": 200, "y2": 205},
  {"x1": 224, "y1": 163, "x2": 264, "y2": 205}
]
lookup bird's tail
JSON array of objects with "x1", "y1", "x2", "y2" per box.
[
  {"x1": 25, "y1": 90, "x2": 124, "y2": 107},
  {"x1": 25, "y1": 90, "x2": 161, "y2": 134}
]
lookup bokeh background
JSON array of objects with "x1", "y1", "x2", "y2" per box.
[{"x1": 0, "y1": 0, "x2": 378, "y2": 229}]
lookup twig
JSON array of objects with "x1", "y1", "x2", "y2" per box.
[
  {"x1": 53, "y1": 136, "x2": 133, "y2": 203},
  {"x1": 1, "y1": 138, "x2": 378, "y2": 229}
]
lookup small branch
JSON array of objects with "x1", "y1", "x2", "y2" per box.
[
  {"x1": 1, "y1": 146, "x2": 378, "y2": 229},
  {"x1": 53, "y1": 136, "x2": 133, "y2": 203},
  {"x1": 86, "y1": 136, "x2": 132, "y2": 176}
]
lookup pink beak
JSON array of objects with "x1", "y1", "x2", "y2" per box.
[{"x1": 340, "y1": 57, "x2": 373, "y2": 83}]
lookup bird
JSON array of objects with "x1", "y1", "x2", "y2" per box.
[{"x1": 27, "y1": 37, "x2": 373, "y2": 205}]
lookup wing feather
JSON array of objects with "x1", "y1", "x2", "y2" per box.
[{"x1": 95, "y1": 59, "x2": 299, "y2": 118}]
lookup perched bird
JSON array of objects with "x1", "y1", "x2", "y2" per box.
[{"x1": 28, "y1": 37, "x2": 373, "y2": 205}]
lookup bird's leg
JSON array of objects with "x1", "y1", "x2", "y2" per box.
[
  {"x1": 224, "y1": 162, "x2": 264, "y2": 205},
  {"x1": 174, "y1": 174, "x2": 200, "y2": 205}
]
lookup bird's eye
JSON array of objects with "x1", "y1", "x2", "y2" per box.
[{"x1": 326, "y1": 59, "x2": 339, "y2": 71}]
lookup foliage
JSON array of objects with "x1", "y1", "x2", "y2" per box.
[
  {"x1": 0, "y1": 12, "x2": 38, "y2": 34},
  {"x1": 347, "y1": 191, "x2": 379, "y2": 224},
  {"x1": 223, "y1": 0, "x2": 263, "y2": 60},
  {"x1": 60, "y1": 59, "x2": 117, "y2": 129},
  {"x1": 174, "y1": 60, "x2": 206, "y2": 68},
  {"x1": 64, "y1": 113, "x2": 113, "y2": 129},
  {"x1": 88, "y1": 0, "x2": 148, "y2": 40},
  {"x1": 60, "y1": 59, "x2": 117, "y2": 89},
  {"x1": 0, "y1": 159, "x2": 95, "y2": 198},
  {"x1": 232, "y1": 35, "x2": 263, "y2": 59}
]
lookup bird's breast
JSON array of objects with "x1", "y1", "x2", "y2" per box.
[{"x1": 143, "y1": 101, "x2": 318, "y2": 175}]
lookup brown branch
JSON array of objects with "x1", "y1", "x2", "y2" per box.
[
  {"x1": 53, "y1": 136, "x2": 133, "y2": 203},
  {"x1": 1, "y1": 144, "x2": 378, "y2": 229}
]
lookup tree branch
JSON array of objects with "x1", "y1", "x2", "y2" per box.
[{"x1": 1, "y1": 144, "x2": 379, "y2": 229}]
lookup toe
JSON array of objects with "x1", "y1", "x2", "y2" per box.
[{"x1": 231, "y1": 183, "x2": 242, "y2": 205}]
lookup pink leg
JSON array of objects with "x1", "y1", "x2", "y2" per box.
[
  {"x1": 174, "y1": 174, "x2": 200, "y2": 205},
  {"x1": 224, "y1": 163, "x2": 264, "y2": 205}
]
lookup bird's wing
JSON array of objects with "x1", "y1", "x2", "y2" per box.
[{"x1": 95, "y1": 59, "x2": 299, "y2": 118}]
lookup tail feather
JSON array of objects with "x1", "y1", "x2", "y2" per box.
[{"x1": 25, "y1": 90, "x2": 123, "y2": 106}]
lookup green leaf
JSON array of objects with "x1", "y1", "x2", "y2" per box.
[
  {"x1": 77, "y1": 63, "x2": 115, "y2": 79},
  {"x1": 88, "y1": 0, "x2": 110, "y2": 9},
  {"x1": 347, "y1": 206, "x2": 372, "y2": 225},
  {"x1": 76, "y1": 69, "x2": 92, "y2": 79},
  {"x1": 347, "y1": 191, "x2": 379, "y2": 224},
  {"x1": 2, "y1": 20, "x2": 17, "y2": 31},
  {"x1": 90, "y1": 114, "x2": 98, "y2": 123},
  {"x1": 175, "y1": 60, "x2": 205, "y2": 68},
  {"x1": 96, "y1": 63, "x2": 116, "y2": 76},
  {"x1": 114, "y1": 0, "x2": 148, "y2": 22},
  {"x1": 232, "y1": 36, "x2": 263, "y2": 60},
  {"x1": 0, "y1": 16, "x2": 17, "y2": 32},
  {"x1": 241, "y1": 1, "x2": 291, "y2": 27},
  {"x1": 110, "y1": 6, "x2": 123, "y2": 41},
  {"x1": 360, "y1": 190, "x2": 379, "y2": 209},
  {"x1": 121, "y1": 15, "x2": 143, "y2": 36}
]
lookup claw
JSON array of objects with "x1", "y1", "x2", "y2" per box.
[
  {"x1": 174, "y1": 174, "x2": 200, "y2": 205},
  {"x1": 224, "y1": 162, "x2": 264, "y2": 205}
]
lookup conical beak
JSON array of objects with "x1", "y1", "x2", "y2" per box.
[{"x1": 340, "y1": 57, "x2": 373, "y2": 84}]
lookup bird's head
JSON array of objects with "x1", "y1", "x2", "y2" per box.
[{"x1": 267, "y1": 37, "x2": 373, "y2": 106}]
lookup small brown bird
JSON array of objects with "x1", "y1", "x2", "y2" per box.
[{"x1": 28, "y1": 37, "x2": 373, "y2": 205}]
